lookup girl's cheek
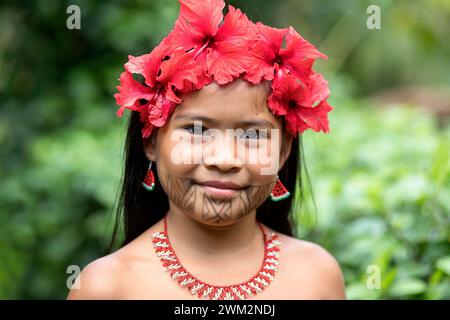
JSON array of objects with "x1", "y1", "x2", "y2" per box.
[
  {"x1": 244, "y1": 139, "x2": 281, "y2": 178},
  {"x1": 165, "y1": 131, "x2": 205, "y2": 168},
  {"x1": 245, "y1": 163, "x2": 278, "y2": 186}
]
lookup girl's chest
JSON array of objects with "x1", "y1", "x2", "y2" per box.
[{"x1": 117, "y1": 257, "x2": 325, "y2": 300}]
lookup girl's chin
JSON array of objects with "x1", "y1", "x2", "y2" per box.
[{"x1": 194, "y1": 217, "x2": 247, "y2": 228}]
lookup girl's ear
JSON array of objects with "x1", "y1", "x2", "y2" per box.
[
  {"x1": 279, "y1": 130, "x2": 293, "y2": 170},
  {"x1": 143, "y1": 132, "x2": 158, "y2": 162}
]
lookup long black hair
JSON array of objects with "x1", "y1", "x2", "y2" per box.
[{"x1": 109, "y1": 110, "x2": 316, "y2": 250}]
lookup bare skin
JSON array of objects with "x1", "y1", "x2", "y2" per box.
[{"x1": 67, "y1": 78, "x2": 346, "y2": 300}]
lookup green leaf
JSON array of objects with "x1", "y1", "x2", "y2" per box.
[
  {"x1": 436, "y1": 256, "x2": 450, "y2": 276},
  {"x1": 388, "y1": 278, "x2": 427, "y2": 297}
]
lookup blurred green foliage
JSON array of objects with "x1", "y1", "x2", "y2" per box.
[
  {"x1": 298, "y1": 74, "x2": 450, "y2": 299},
  {"x1": 0, "y1": 0, "x2": 448, "y2": 299}
]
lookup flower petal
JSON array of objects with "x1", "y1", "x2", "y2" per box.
[
  {"x1": 157, "y1": 48, "x2": 204, "y2": 91},
  {"x1": 148, "y1": 94, "x2": 177, "y2": 127},
  {"x1": 280, "y1": 26, "x2": 327, "y2": 81},
  {"x1": 206, "y1": 6, "x2": 256, "y2": 84},
  {"x1": 268, "y1": 71, "x2": 312, "y2": 116},
  {"x1": 165, "y1": 84, "x2": 183, "y2": 104},
  {"x1": 134, "y1": 102, "x2": 156, "y2": 138},
  {"x1": 171, "y1": 0, "x2": 225, "y2": 51},
  {"x1": 244, "y1": 22, "x2": 288, "y2": 84},
  {"x1": 179, "y1": 0, "x2": 224, "y2": 37},
  {"x1": 114, "y1": 71, "x2": 155, "y2": 117},
  {"x1": 125, "y1": 37, "x2": 172, "y2": 88},
  {"x1": 307, "y1": 72, "x2": 330, "y2": 105},
  {"x1": 285, "y1": 99, "x2": 333, "y2": 135}
]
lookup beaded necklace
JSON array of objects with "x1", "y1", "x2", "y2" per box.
[{"x1": 152, "y1": 215, "x2": 282, "y2": 300}]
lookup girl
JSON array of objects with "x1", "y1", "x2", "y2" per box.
[{"x1": 67, "y1": 0, "x2": 345, "y2": 300}]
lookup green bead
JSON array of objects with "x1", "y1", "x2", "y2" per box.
[
  {"x1": 142, "y1": 182, "x2": 155, "y2": 191},
  {"x1": 270, "y1": 192, "x2": 290, "y2": 202}
]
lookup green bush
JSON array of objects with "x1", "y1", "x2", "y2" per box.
[{"x1": 298, "y1": 77, "x2": 450, "y2": 299}]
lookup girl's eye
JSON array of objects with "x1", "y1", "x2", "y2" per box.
[
  {"x1": 183, "y1": 126, "x2": 268, "y2": 140},
  {"x1": 240, "y1": 129, "x2": 268, "y2": 140},
  {"x1": 184, "y1": 124, "x2": 209, "y2": 135}
]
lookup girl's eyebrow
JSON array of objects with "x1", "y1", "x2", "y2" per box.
[{"x1": 174, "y1": 113, "x2": 276, "y2": 128}]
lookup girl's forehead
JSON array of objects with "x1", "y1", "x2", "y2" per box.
[{"x1": 179, "y1": 79, "x2": 272, "y2": 115}]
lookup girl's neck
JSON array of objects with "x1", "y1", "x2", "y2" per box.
[{"x1": 163, "y1": 206, "x2": 264, "y2": 259}]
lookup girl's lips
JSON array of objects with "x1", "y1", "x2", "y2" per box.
[
  {"x1": 196, "y1": 184, "x2": 242, "y2": 198},
  {"x1": 192, "y1": 180, "x2": 246, "y2": 199},
  {"x1": 196, "y1": 180, "x2": 244, "y2": 190}
]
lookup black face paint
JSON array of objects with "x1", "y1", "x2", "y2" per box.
[{"x1": 156, "y1": 170, "x2": 277, "y2": 224}]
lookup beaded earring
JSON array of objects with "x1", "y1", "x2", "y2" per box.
[
  {"x1": 142, "y1": 161, "x2": 156, "y2": 191},
  {"x1": 270, "y1": 175, "x2": 290, "y2": 202}
]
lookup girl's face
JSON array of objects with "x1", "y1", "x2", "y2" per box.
[{"x1": 144, "y1": 78, "x2": 293, "y2": 226}]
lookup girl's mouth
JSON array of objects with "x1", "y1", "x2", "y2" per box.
[{"x1": 192, "y1": 180, "x2": 247, "y2": 199}]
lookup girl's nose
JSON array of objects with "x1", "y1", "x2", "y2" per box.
[{"x1": 202, "y1": 132, "x2": 243, "y2": 171}]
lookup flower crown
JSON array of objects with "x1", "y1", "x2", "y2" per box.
[{"x1": 114, "y1": 0, "x2": 333, "y2": 138}]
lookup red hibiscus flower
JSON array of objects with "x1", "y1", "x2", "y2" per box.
[
  {"x1": 307, "y1": 72, "x2": 330, "y2": 106},
  {"x1": 114, "y1": 40, "x2": 207, "y2": 138},
  {"x1": 169, "y1": 0, "x2": 257, "y2": 84},
  {"x1": 243, "y1": 22, "x2": 288, "y2": 84},
  {"x1": 244, "y1": 24, "x2": 327, "y2": 85},
  {"x1": 114, "y1": 0, "x2": 334, "y2": 139},
  {"x1": 285, "y1": 99, "x2": 333, "y2": 135},
  {"x1": 268, "y1": 70, "x2": 332, "y2": 136}
]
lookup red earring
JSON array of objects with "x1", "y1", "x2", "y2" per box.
[
  {"x1": 270, "y1": 175, "x2": 290, "y2": 202},
  {"x1": 142, "y1": 161, "x2": 155, "y2": 191}
]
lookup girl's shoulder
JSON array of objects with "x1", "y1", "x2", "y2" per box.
[
  {"x1": 66, "y1": 251, "x2": 124, "y2": 299},
  {"x1": 263, "y1": 224, "x2": 346, "y2": 299},
  {"x1": 67, "y1": 222, "x2": 164, "y2": 299},
  {"x1": 67, "y1": 222, "x2": 346, "y2": 299}
]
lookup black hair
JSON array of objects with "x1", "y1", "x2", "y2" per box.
[{"x1": 109, "y1": 108, "x2": 316, "y2": 250}]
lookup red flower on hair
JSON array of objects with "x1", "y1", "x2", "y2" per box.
[
  {"x1": 169, "y1": 0, "x2": 257, "y2": 84},
  {"x1": 244, "y1": 24, "x2": 327, "y2": 85},
  {"x1": 268, "y1": 70, "x2": 332, "y2": 136},
  {"x1": 114, "y1": 0, "x2": 334, "y2": 138},
  {"x1": 307, "y1": 72, "x2": 330, "y2": 106},
  {"x1": 114, "y1": 40, "x2": 208, "y2": 138}
]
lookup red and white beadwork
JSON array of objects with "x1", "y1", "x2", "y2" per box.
[
  {"x1": 142, "y1": 162, "x2": 155, "y2": 191},
  {"x1": 270, "y1": 176, "x2": 290, "y2": 202},
  {"x1": 152, "y1": 216, "x2": 282, "y2": 300}
]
